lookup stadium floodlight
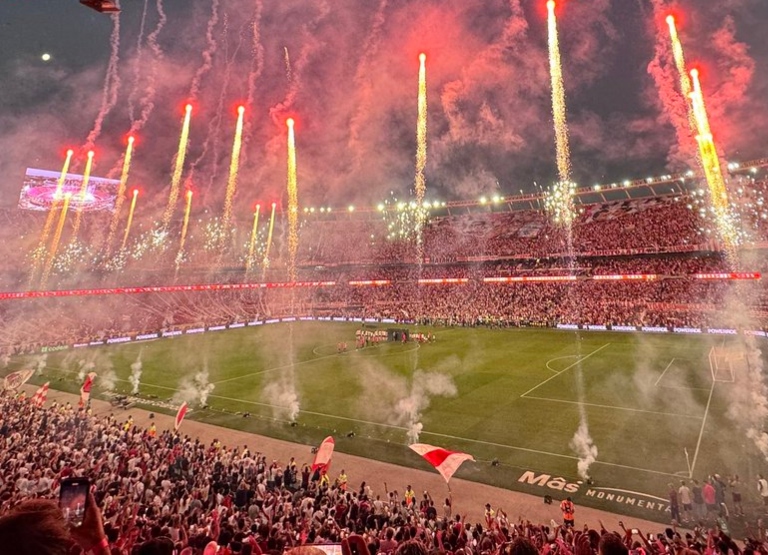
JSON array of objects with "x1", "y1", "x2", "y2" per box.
[
  {"x1": 377, "y1": 204, "x2": 384, "y2": 212},
  {"x1": 479, "y1": 196, "x2": 487, "y2": 205},
  {"x1": 593, "y1": 185, "x2": 601, "y2": 191},
  {"x1": 348, "y1": 205, "x2": 355, "y2": 212}
]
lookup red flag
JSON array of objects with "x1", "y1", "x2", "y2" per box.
[
  {"x1": 311, "y1": 436, "x2": 335, "y2": 472},
  {"x1": 3, "y1": 369, "x2": 35, "y2": 391},
  {"x1": 31, "y1": 382, "x2": 50, "y2": 407},
  {"x1": 79, "y1": 372, "x2": 97, "y2": 407},
  {"x1": 174, "y1": 402, "x2": 188, "y2": 431},
  {"x1": 409, "y1": 443, "x2": 475, "y2": 483}
]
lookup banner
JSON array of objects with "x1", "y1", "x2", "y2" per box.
[
  {"x1": 409, "y1": 443, "x2": 475, "y2": 483},
  {"x1": 312, "y1": 436, "x2": 335, "y2": 472}
]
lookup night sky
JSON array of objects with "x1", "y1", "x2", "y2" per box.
[{"x1": 0, "y1": 0, "x2": 766, "y2": 215}]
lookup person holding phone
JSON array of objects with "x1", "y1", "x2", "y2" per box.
[{"x1": 0, "y1": 489, "x2": 110, "y2": 555}]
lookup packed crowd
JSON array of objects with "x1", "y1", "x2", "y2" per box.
[
  {"x1": 0, "y1": 252, "x2": 766, "y2": 356},
  {"x1": 0, "y1": 393, "x2": 760, "y2": 555}
]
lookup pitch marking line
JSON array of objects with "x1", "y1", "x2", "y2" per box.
[
  {"x1": 689, "y1": 375, "x2": 716, "y2": 477},
  {"x1": 200, "y1": 392, "x2": 683, "y2": 479},
  {"x1": 40, "y1": 376, "x2": 683, "y2": 479},
  {"x1": 520, "y1": 343, "x2": 611, "y2": 398},
  {"x1": 520, "y1": 395, "x2": 703, "y2": 419},
  {"x1": 545, "y1": 355, "x2": 580, "y2": 374},
  {"x1": 654, "y1": 358, "x2": 676, "y2": 386}
]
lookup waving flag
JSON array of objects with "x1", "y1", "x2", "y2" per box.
[
  {"x1": 3, "y1": 369, "x2": 35, "y2": 391},
  {"x1": 79, "y1": 372, "x2": 97, "y2": 407},
  {"x1": 312, "y1": 436, "x2": 335, "y2": 472},
  {"x1": 409, "y1": 443, "x2": 475, "y2": 483},
  {"x1": 31, "y1": 382, "x2": 50, "y2": 407},
  {"x1": 174, "y1": 402, "x2": 188, "y2": 431}
]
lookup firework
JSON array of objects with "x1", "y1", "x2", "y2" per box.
[
  {"x1": 121, "y1": 189, "x2": 139, "y2": 250},
  {"x1": 106, "y1": 136, "x2": 135, "y2": 250},
  {"x1": 40, "y1": 193, "x2": 72, "y2": 288},
  {"x1": 223, "y1": 106, "x2": 245, "y2": 230},
  {"x1": 689, "y1": 69, "x2": 739, "y2": 247},
  {"x1": 546, "y1": 0, "x2": 575, "y2": 227},
  {"x1": 175, "y1": 190, "x2": 194, "y2": 272},
  {"x1": 71, "y1": 150, "x2": 95, "y2": 239},
  {"x1": 414, "y1": 53, "x2": 428, "y2": 209},
  {"x1": 246, "y1": 204, "x2": 261, "y2": 272},
  {"x1": 262, "y1": 202, "x2": 276, "y2": 277},
  {"x1": 665, "y1": 17, "x2": 738, "y2": 248},
  {"x1": 665, "y1": 15, "x2": 695, "y2": 130},
  {"x1": 31, "y1": 149, "x2": 74, "y2": 280},
  {"x1": 286, "y1": 118, "x2": 299, "y2": 282},
  {"x1": 163, "y1": 104, "x2": 193, "y2": 230}
]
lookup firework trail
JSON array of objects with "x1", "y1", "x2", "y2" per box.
[
  {"x1": 204, "y1": 18, "x2": 249, "y2": 197},
  {"x1": 242, "y1": 2, "x2": 265, "y2": 152},
  {"x1": 127, "y1": 0, "x2": 149, "y2": 122},
  {"x1": 40, "y1": 193, "x2": 72, "y2": 288},
  {"x1": 414, "y1": 53, "x2": 428, "y2": 206},
  {"x1": 105, "y1": 137, "x2": 135, "y2": 250},
  {"x1": 348, "y1": 0, "x2": 389, "y2": 167},
  {"x1": 121, "y1": 189, "x2": 139, "y2": 250},
  {"x1": 262, "y1": 202, "x2": 276, "y2": 279},
  {"x1": 664, "y1": 16, "x2": 737, "y2": 249},
  {"x1": 131, "y1": 0, "x2": 167, "y2": 134},
  {"x1": 188, "y1": 0, "x2": 221, "y2": 102},
  {"x1": 246, "y1": 204, "x2": 260, "y2": 273},
  {"x1": 183, "y1": 14, "x2": 230, "y2": 200},
  {"x1": 268, "y1": 1, "x2": 330, "y2": 126},
  {"x1": 163, "y1": 105, "x2": 193, "y2": 230},
  {"x1": 84, "y1": 5, "x2": 122, "y2": 151},
  {"x1": 175, "y1": 190, "x2": 194, "y2": 273},
  {"x1": 129, "y1": 351, "x2": 143, "y2": 394},
  {"x1": 689, "y1": 69, "x2": 738, "y2": 249},
  {"x1": 30, "y1": 150, "x2": 73, "y2": 281},
  {"x1": 71, "y1": 151, "x2": 95, "y2": 240},
  {"x1": 284, "y1": 47, "x2": 292, "y2": 83},
  {"x1": 545, "y1": 0, "x2": 575, "y2": 228},
  {"x1": 286, "y1": 119, "x2": 299, "y2": 282},
  {"x1": 222, "y1": 107, "x2": 246, "y2": 230}
]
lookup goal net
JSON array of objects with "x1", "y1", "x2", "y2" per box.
[{"x1": 708, "y1": 345, "x2": 747, "y2": 382}]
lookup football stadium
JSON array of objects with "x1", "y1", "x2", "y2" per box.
[{"x1": 1, "y1": 1, "x2": 768, "y2": 554}]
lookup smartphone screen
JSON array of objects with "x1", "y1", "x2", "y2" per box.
[{"x1": 59, "y1": 478, "x2": 89, "y2": 527}]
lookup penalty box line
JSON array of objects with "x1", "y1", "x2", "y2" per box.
[{"x1": 520, "y1": 343, "x2": 611, "y2": 399}]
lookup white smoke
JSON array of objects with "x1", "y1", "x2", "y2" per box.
[
  {"x1": 174, "y1": 368, "x2": 216, "y2": 407},
  {"x1": 570, "y1": 419, "x2": 598, "y2": 480},
  {"x1": 391, "y1": 370, "x2": 458, "y2": 444},
  {"x1": 263, "y1": 380, "x2": 300, "y2": 422},
  {"x1": 84, "y1": 5, "x2": 122, "y2": 150},
  {"x1": 1, "y1": 353, "x2": 9, "y2": 368},
  {"x1": 99, "y1": 366, "x2": 118, "y2": 393},
  {"x1": 129, "y1": 351, "x2": 143, "y2": 394},
  {"x1": 34, "y1": 354, "x2": 48, "y2": 375},
  {"x1": 78, "y1": 360, "x2": 94, "y2": 383}
]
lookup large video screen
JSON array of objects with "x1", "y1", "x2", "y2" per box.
[{"x1": 19, "y1": 168, "x2": 119, "y2": 212}]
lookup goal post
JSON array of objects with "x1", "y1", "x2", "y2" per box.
[{"x1": 708, "y1": 345, "x2": 745, "y2": 383}]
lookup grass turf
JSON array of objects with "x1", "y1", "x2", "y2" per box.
[{"x1": 8, "y1": 323, "x2": 767, "y2": 524}]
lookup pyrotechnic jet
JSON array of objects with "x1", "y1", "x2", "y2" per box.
[{"x1": 80, "y1": 0, "x2": 120, "y2": 13}]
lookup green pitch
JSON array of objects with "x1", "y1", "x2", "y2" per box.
[{"x1": 10, "y1": 323, "x2": 768, "y2": 523}]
